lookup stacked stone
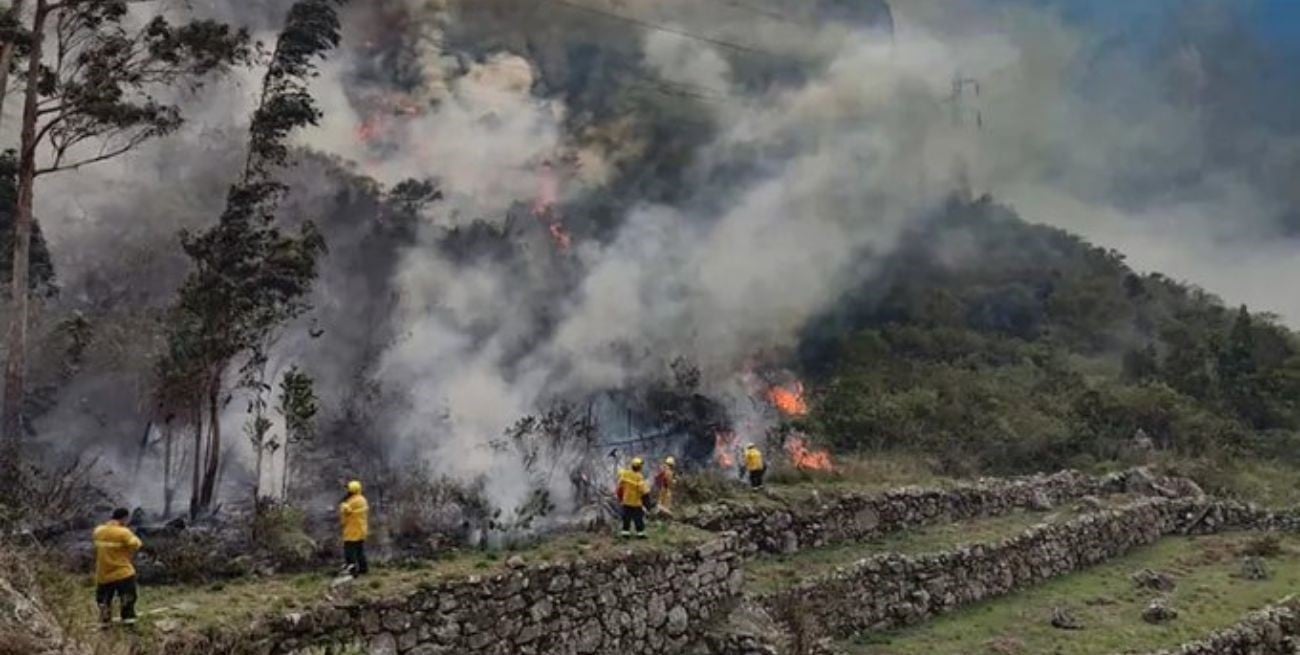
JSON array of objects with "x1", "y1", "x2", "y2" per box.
[
  {"x1": 755, "y1": 497, "x2": 1300, "y2": 642},
  {"x1": 158, "y1": 536, "x2": 743, "y2": 655},
  {"x1": 1142, "y1": 597, "x2": 1300, "y2": 655},
  {"x1": 683, "y1": 468, "x2": 1200, "y2": 557},
  {"x1": 756, "y1": 499, "x2": 1185, "y2": 639}
]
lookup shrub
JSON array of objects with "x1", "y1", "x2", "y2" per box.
[
  {"x1": 675, "y1": 469, "x2": 744, "y2": 505},
  {"x1": 386, "y1": 469, "x2": 493, "y2": 545},
  {"x1": 251, "y1": 502, "x2": 316, "y2": 568}
]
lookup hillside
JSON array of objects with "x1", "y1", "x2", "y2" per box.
[{"x1": 797, "y1": 195, "x2": 1300, "y2": 483}]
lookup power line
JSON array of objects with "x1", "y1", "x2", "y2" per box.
[
  {"x1": 541, "y1": 0, "x2": 810, "y2": 63},
  {"x1": 717, "y1": 0, "x2": 812, "y2": 27}
]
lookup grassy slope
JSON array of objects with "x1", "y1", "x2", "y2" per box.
[{"x1": 842, "y1": 532, "x2": 1300, "y2": 655}]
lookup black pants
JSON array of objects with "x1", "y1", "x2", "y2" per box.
[
  {"x1": 621, "y1": 505, "x2": 645, "y2": 534},
  {"x1": 344, "y1": 540, "x2": 368, "y2": 575},
  {"x1": 749, "y1": 468, "x2": 765, "y2": 488},
  {"x1": 96, "y1": 576, "x2": 137, "y2": 623}
]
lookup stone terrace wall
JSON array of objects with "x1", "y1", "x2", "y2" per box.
[
  {"x1": 1143, "y1": 597, "x2": 1300, "y2": 655},
  {"x1": 155, "y1": 536, "x2": 742, "y2": 655},
  {"x1": 682, "y1": 468, "x2": 1200, "y2": 556},
  {"x1": 755, "y1": 498, "x2": 1245, "y2": 639}
]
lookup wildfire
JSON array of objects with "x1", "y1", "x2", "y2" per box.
[
  {"x1": 714, "y1": 430, "x2": 739, "y2": 469},
  {"x1": 356, "y1": 115, "x2": 386, "y2": 144},
  {"x1": 532, "y1": 160, "x2": 572, "y2": 252},
  {"x1": 785, "y1": 435, "x2": 834, "y2": 472},
  {"x1": 354, "y1": 95, "x2": 424, "y2": 147},
  {"x1": 547, "y1": 222, "x2": 572, "y2": 251},
  {"x1": 767, "y1": 381, "x2": 808, "y2": 417}
]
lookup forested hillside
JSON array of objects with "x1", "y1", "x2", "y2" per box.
[{"x1": 802, "y1": 195, "x2": 1300, "y2": 475}]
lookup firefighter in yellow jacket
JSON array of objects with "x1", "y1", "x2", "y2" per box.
[
  {"x1": 339, "y1": 480, "x2": 369, "y2": 576},
  {"x1": 93, "y1": 508, "x2": 143, "y2": 627},
  {"x1": 744, "y1": 443, "x2": 766, "y2": 489},
  {"x1": 617, "y1": 458, "x2": 652, "y2": 538},
  {"x1": 654, "y1": 456, "x2": 676, "y2": 515}
]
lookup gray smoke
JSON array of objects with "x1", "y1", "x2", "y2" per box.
[{"x1": 14, "y1": 0, "x2": 1300, "y2": 515}]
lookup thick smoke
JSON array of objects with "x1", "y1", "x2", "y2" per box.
[{"x1": 16, "y1": 0, "x2": 1300, "y2": 516}]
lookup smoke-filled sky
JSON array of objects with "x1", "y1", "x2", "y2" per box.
[
  {"x1": 911, "y1": 0, "x2": 1300, "y2": 323},
  {"x1": 10, "y1": 0, "x2": 1300, "y2": 511}
]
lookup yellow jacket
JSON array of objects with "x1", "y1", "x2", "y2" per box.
[
  {"x1": 618, "y1": 469, "x2": 651, "y2": 508},
  {"x1": 339, "y1": 494, "x2": 369, "y2": 542},
  {"x1": 656, "y1": 468, "x2": 675, "y2": 510},
  {"x1": 745, "y1": 447, "x2": 765, "y2": 472},
  {"x1": 93, "y1": 522, "x2": 142, "y2": 585}
]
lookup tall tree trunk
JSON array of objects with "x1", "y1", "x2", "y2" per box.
[
  {"x1": 253, "y1": 434, "x2": 263, "y2": 504},
  {"x1": 163, "y1": 420, "x2": 174, "y2": 518},
  {"x1": 198, "y1": 370, "x2": 221, "y2": 509},
  {"x1": 132, "y1": 420, "x2": 153, "y2": 478},
  {"x1": 189, "y1": 401, "x2": 203, "y2": 520},
  {"x1": 0, "y1": 0, "x2": 27, "y2": 130},
  {"x1": 281, "y1": 438, "x2": 290, "y2": 501},
  {"x1": 2, "y1": 0, "x2": 46, "y2": 447}
]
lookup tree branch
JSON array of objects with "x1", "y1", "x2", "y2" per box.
[{"x1": 35, "y1": 138, "x2": 141, "y2": 176}]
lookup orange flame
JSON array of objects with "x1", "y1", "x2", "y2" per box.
[
  {"x1": 356, "y1": 115, "x2": 385, "y2": 144},
  {"x1": 532, "y1": 160, "x2": 571, "y2": 252},
  {"x1": 714, "y1": 430, "x2": 738, "y2": 469},
  {"x1": 767, "y1": 381, "x2": 808, "y2": 417},
  {"x1": 548, "y1": 222, "x2": 572, "y2": 251},
  {"x1": 354, "y1": 95, "x2": 424, "y2": 147},
  {"x1": 786, "y1": 435, "x2": 833, "y2": 472}
]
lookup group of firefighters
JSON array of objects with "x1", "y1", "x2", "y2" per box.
[
  {"x1": 614, "y1": 442, "x2": 765, "y2": 538},
  {"x1": 90, "y1": 445, "x2": 766, "y2": 627},
  {"x1": 91, "y1": 480, "x2": 372, "y2": 628}
]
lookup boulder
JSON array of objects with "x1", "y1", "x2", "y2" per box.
[
  {"x1": 1050, "y1": 607, "x2": 1084, "y2": 630},
  {"x1": 1142, "y1": 599, "x2": 1179, "y2": 624},
  {"x1": 1131, "y1": 568, "x2": 1177, "y2": 592}
]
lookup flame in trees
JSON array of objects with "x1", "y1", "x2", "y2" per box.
[
  {"x1": 714, "y1": 430, "x2": 738, "y2": 469},
  {"x1": 354, "y1": 94, "x2": 424, "y2": 147},
  {"x1": 786, "y1": 435, "x2": 834, "y2": 472},
  {"x1": 767, "y1": 381, "x2": 808, "y2": 417},
  {"x1": 532, "y1": 160, "x2": 572, "y2": 252},
  {"x1": 532, "y1": 160, "x2": 560, "y2": 215},
  {"x1": 547, "y1": 222, "x2": 572, "y2": 251}
]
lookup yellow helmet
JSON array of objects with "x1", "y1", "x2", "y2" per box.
[
  {"x1": 631, "y1": 457, "x2": 644, "y2": 469},
  {"x1": 664, "y1": 456, "x2": 676, "y2": 467},
  {"x1": 347, "y1": 480, "x2": 362, "y2": 494}
]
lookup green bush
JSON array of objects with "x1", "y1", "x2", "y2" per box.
[
  {"x1": 251, "y1": 502, "x2": 316, "y2": 568},
  {"x1": 675, "y1": 469, "x2": 745, "y2": 505}
]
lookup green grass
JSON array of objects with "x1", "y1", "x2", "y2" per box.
[
  {"x1": 746, "y1": 503, "x2": 1111, "y2": 595},
  {"x1": 841, "y1": 532, "x2": 1300, "y2": 655},
  {"x1": 40, "y1": 521, "x2": 710, "y2": 648}
]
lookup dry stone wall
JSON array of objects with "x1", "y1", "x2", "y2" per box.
[
  {"x1": 1142, "y1": 597, "x2": 1300, "y2": 655},
  {"x1": 755, "y1": 497, "x2": 1282, "y2": 640},
  {"x1": 682, "y1": 468, "x2": 1200, "y2": 556},
  {"x1": 156, "y1": 536, "x2": 742, "y2": 655}
]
